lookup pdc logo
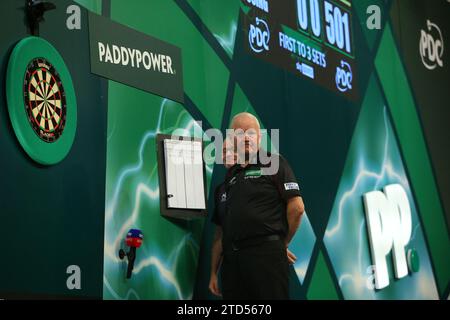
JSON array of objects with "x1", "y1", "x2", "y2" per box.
[
  {"x1": 335, "y1": 60, "x2": 353, "y2": 92},
  {"x1": 420, "y1": 19, "x2": 444, "y2": 70},
  {"x1": 249, "y1": 17, "x2": 270, "y2": 53},
  {"x1": 363, "y1": 184, "x2": 419, "y2": 290}
]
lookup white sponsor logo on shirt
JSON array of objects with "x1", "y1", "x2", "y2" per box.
[{"x1": 284, "y1": 182, "x2": 299, "y2": 191}]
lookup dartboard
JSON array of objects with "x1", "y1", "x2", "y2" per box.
[
  {"x1": 24, "y1": 58, "x2": 67, "y2": 143},
  {"x1": 6, "y1": 36, "x2": 77, "y2": 165}
]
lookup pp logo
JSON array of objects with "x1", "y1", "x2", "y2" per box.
[
  {"x1": 249, "y1": 17, "x2": 270, "y2": 53},
  {"x1": 363, "y1": 184, "x2": 419, "y2": 290},
  {"x1": 335, "y1": 60, "x2": 352, "y2": 92},
  {"x1": 420, "y1": 19, "x2": 444, "y2": 70}
]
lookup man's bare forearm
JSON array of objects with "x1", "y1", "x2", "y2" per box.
[
  {"x1": 285, "y1": 196, "x2": 305, "y2": 246},
  {"x1": 210, "y1": 227, "x2": 223, "y2": 275}
]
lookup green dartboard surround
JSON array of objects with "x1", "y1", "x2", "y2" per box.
[{"x1": 6, "y1": 36, "x2": 77, "y2": 165}]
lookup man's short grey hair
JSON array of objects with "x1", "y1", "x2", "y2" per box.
[{"x1": 230, "y1": 112, "x2": 261, "y2": 130}]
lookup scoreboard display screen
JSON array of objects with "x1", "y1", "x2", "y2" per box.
[{"x1": 241, "y1": 0, "x2": 358, "y2": 101}]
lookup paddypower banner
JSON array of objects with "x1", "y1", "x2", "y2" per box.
[{"x1": 88, "y1": 12, "x2": 184, "y2": 103}]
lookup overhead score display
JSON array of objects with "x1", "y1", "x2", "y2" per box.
[{"x1": 241, "y1": 0, "x2": 358, "y2": 101}]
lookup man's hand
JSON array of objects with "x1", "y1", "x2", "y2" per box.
[
  {"x1": 209, "y1": 273, "x2": 222, "y2": 297},
  {"x1": 287, "y1": 248, "x2": 297, "y2": 265}
]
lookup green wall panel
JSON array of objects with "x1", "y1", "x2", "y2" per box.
[
  {"x1": 103, "y1": 81, "x2": 213, "y2": 299},
  {"x1": 306, "y1": 251, "x2": 339, "y2": 300},
  {"x1": 0, "y1": 0, "x2": 105, "y2": 298},
  {"x1": 375, "y1": 24, "x2": 450, "y2": 295},
  {"x1": 110, "y1": 0, "x2": 229, "y2": 130},
  {"x1": 186, "y1": 0, "x2": 240, "y2": 57},
  {"x1": 74, "y1": 0, "x2": 102, "y2": 14}
]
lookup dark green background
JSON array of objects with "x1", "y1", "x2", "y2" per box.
[
  {"x1": 390, "y1": 0, "x2": 450, "y2": 232},
  {"x1": 0, "y1": 0, "x2": 106, "y2": 298}
]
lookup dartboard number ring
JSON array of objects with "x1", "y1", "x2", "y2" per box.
[{"x1": 23, "y1": 58, "x2": 67, "y2": 143}]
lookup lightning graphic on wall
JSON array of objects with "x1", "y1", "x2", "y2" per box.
[
  {"x1": 323, "y1": 99, "x2": 438, "y2": 299},
  {"x1": 103, "y1": 97, "x2": 213, "y2": 300},
  {"x1": 214, "y1": 22, "x2": 237, "y2": 57}
]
